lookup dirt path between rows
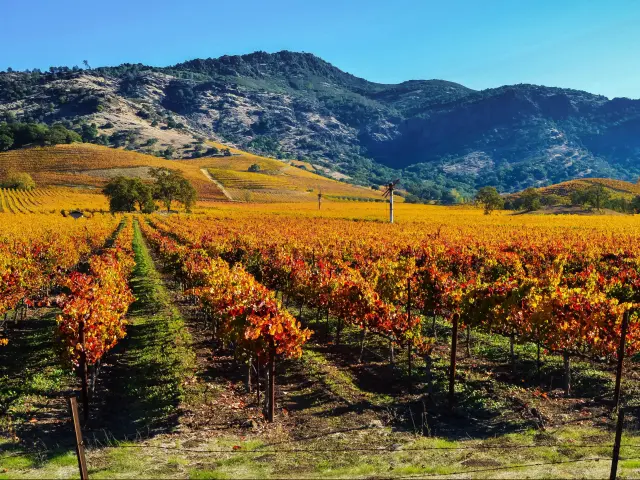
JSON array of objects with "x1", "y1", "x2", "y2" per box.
[{"x1": 200, "y1": 168, "x2": 235, "y2": 201}]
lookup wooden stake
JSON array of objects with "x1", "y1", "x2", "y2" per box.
[
  {"x1": 432, "y1": 315, "x2": 437, "y2": 341},
  {"x1": 325, "y1": 309, "x2": 330, "y2": 342},
  {"x1": 358, "y1": 328, "x2": 366, "y2": 363},
  {"x1": 424, "y1": 353, "x2": 433, "y2": 397},
  {"x1": 610, "y1": 407, "x2": 625, "y2": 480},
  {"x1": 389, "y1": 340, "x2": 395, "y2": 365},
  {"x1": 449, "y1": 313, "x2": 459, "y2": 410},
  {"x1": 407, "y1": 277, "x2": 412, "y2": 393},
  {"x1": 510, "y1": 332, "x2": 516, "y2": 372},
  {"x1": 67, "y1": 395, "x2": 89, "y2": 480},
  {"x1": 78, "y1": 320, "x2": 89, "y2": 423},
  {"x1": 268, "y1": 339, "x2": 275, "y2": 422},
  {"x1": 536, "y1": 342, "x2": 542, "y2": 386},
  {"x1": 256, "y1": 362, "x2": 261, "y2": 407},
  {"x1": 613, "y1": 310, "x2": 630, "y2": 409},
  {"x1": 563, "y1": 351, "x2": 571, "y2": 397},
  {"x1": 246, "y1": 355, "x2": 252, "y2": 393},
  {"x1": 408, "y1": 344, "x2": 413, "y2": 394}
]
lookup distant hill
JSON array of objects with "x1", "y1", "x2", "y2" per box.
[
  {"x1": 3, "y1": 51, "x2": 640, "y2": 201},
  {"x1": 0, "y1": 143, "x2": 384, "y2": 203},
  {"x1": 532, "y1": 178, "x2": 640, "y2": 201},
  {"x1": 506, "y1": 177, "x2": 640, "y2": 214}
]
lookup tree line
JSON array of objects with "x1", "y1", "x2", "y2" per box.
[{"x1": 0, "y1": 121, "x2": 81, "y2": 151}]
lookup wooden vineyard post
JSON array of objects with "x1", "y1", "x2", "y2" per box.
[
  {"x1": 358, "y1": 328, "x2": 367, "y2": 364},
  {"x1": 382, "y1": 180, "x2": 399, "y2": 224},
  {"x1": 318, "y1": 192, "x2": 322, "y2": 210},
  {"x1": 325, "y1": 309, "x2": 330, "y2": 342},
  {"x1": 256, "y1": 362, "x2": 261, "y2": 407},
  {"x1": 268, "y1": 339, "x2": 276, "y2": 423},
  {"x1": 408, "y1": 344, "x2": 413, "y2": 394},
  {"x1": 448, "y1": 313, "x2": 459, "y2": 410},
  {"x1": 563, "y1": 351, "x2": 571, "y2": 397},
  {"x1": 613, "y1": 310, "x2": 630, "y2": 410},
  {"x1": 246, "y1": 356, "x2": 253, "y2": 394},
  {"x1": 67, "y1": 395, "x2": 89, "y2": 480},
  {"x1": 424, "y1": 353, "x2": 433, "y2": 398},
  {"x1": 610, "y1": 407, "x2": 625, "y2": 480},
  {"x1": 78, "y1": 319, "x2": 89, "y2": 423},
  {"x1": 536, "y1": 341, "x2": 542, "y2": 386},
  {"x1": 407, "y1": 277, "x2": 412, "y2": 394},
  {"x1": 509, "y1": 332, "x2": 516, "y2": 372}
]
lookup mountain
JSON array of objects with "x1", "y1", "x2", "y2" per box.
[{"x1": 2, "y1": 51, "x2": 640, "y2": 202}]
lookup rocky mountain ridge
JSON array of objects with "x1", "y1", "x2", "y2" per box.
[{"x1": 2, "y1": 50, "x2": 640, "y2": 201}]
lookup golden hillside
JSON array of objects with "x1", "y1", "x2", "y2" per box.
[
  {"x1": 537, "y1": 178, "x2": 640, "y2": 200},
  {"x1": 0, "y1": 144, "x2": 226, "y2": 201},
  {"x1": 194, "y1": 141, "x2": 386, "y2": 202},
  {"x1": 0, "y1": 143, "x2": 385, "y2": 204}
]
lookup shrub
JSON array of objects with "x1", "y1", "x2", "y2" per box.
[{"x1": 1, "y1": 171, "x2": 36, "y2": 190}]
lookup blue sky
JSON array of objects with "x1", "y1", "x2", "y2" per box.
[{"x1": 2, "y1": 0, "x2": 640, "y2": 98}]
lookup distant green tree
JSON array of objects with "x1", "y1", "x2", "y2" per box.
[
  {"x1": 541, "y1": 194, "x2": 564, "y2": 206},
  {"x1": 585, "y1": 184, "x2": 610, "y2": 210},
  {"x1": 570, "y1": 188, "x2": 588, "y2": 207},
  {"x1": 607, "y1": 197, "x2": 631, "y2": 213},
  {"x1": 440, "y1": 189, "x2": 458, "y2": 205},
  {"x1": 149, "y1": 167, "x2": 197, "y2": 212},
  {"x1": 248, "y1": 163, "x2": 261, "y2": 172},
  {"x1": 47, "y1": 123, "x2": 82, "y2": 144},
  {"x1": 0, "y1": 132, "x2": 13, "y2": 151},
  {"x1": 222, "y1": 148, "x2": 231, "y2": 157},
  {"x1": 80, "y1": 123, "x2": 99, "y2": 143},
  {"x1": 520, "y1": 187, "x2": 542, "y2": 211},
  {"x1": 103, "y1": 177, "x2": 137, "y2": 212},
  {"x1": 103, "y1": 177, "x2": 155, "y2": 213},
  {"x1": 475, "y1": 186, "x2": 504, "y2": 214},
  {"x1": 163, "y1": 146, "x2": 175, "y2": 159},
  {"x1": 631, "y1": 195, "x2": 640, "y2": 213},
  {"x1": 132, "y1": 179, "x2": 156, "y2": 213}
]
